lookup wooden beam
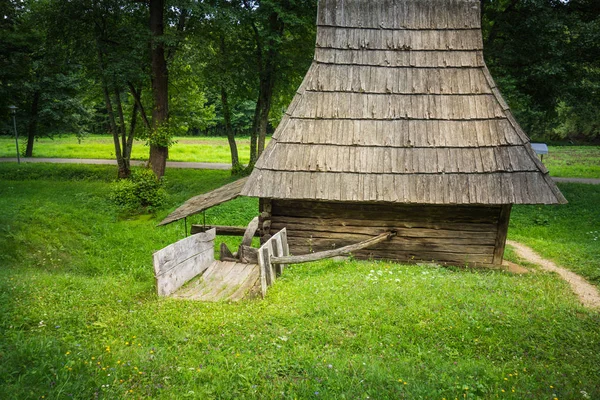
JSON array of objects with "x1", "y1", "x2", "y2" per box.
[
  {"x1": 492, "y1": 204, "x2": 512, "y2": 265},
  {"x1": 270, "y1": 231, "x2": 396, "y2": 265},
  {"x1": 191, "y1": 225, "x2": 260, "y2": 237}
]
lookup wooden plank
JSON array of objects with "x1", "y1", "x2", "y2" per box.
[
  {"x1": 155, "y1": 252, "x2": 215, "y2": 297},
  {"x1": 159, "y1": 178, "x2": 248, "y2": 226},
  {"x1": 271, "y1": 215, "x2": 495, "y2": 232},
  {"x1": 271, "y1": 200, "x2": 501, "y2": 223},
  {"x1": 288, "y1": 246, "x2": 495, "y2": 265},
  {"x1": 256, "y1": 228, "x2": 290, "y2": 297},
  {"x1": 174, "y1": 261, "x2": 261, "y2": 302},
  {"x1": 153, "y1": 229, "x2": 216, "y2": 276},
  {"x1": 271, "y1": 222, "x2": 497, "y2": 241},
  {"x1": 287, "y1": 236, "x2": 494, "y2": 255},
  {"x1": 271, "y1": 231, "x2": 395, "y2": 265},
  {"x1": 191, "y1": 225, "x2": 260, "y2": 237},
  {"x1": 241, "y1": 217, "x2": 259, "y2": 247}
]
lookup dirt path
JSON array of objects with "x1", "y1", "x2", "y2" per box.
[{"x1": 507, "y1": 240, "x2": 600, "y2": 309}]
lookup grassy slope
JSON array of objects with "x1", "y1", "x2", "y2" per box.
[
  {"x1": 1, "y1": 136, "x2": 598, "y2": 178},
  {"x1": 1, "y1": 164, "x2": 599, "y2": 399}
]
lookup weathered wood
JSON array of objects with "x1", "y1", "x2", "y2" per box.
[
  {"x1": 160, "y1": 177, "x2": 248, "y2": 226},
  {"x1": 239, "y1": 245, "x2": 259, "y2": 264},
  {"x1": 241, "y1": 217, "x2": 259, "y2": 247},
  {"x1": 240, "y1": 0, "x2": 566, "y2": 207},
  {"x1": 191, "y1": 225, "x2": 260, "y2": 237},
  {"x1": 272, "y1": 200, "x2": 502, "y2": 223},
  {"x1": 153, "y1": 229, "x2": 216, "y2": 296},
  {"x1": 492, "y1": 204, "x2": 512, "y2": 265},
  {"x1": 172, "y1": 261, "x2": 261, "y2": 302},
  {"x1": 280, "y1": 228, "x2": 496, "y2": 245},
  {"x1": 286, "y1": 236, "x2": 493, "y2": 256},
  {"x1": 289, "y1": 246, "x2": 495, "y2": 265},
  {"x1": 220, "y1": 242, "x2": 235, "y2": 260},
  {"x1": 271, "y1": 231, "x2": 395, "y2": 264},
  {"x1": 270, "y1": 221, "x2": 497, "y2": 240},
  {"x1": 271, "y1": 215, "x2": 498, "y2": 233},
  {"x1": 257, "y1": 228, "x2": 290, "y2": 298}
]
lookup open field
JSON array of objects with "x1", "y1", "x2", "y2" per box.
[
  {"x1": 0, "y1": 135, "x2": 256, "y2": 165},
  {"x1": 1, "y1": 136, "x2": 598, "y2": 178},
  {"x1": 545, "y1": 146, "x2": 600, "y2": 179},
  {"x1": 1, "y1": 163, "x2": 599, "y2": 399}
]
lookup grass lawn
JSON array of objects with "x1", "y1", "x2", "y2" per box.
[
  {"x1": 1, "y1": 163, "x2": 599, "y2": 399},
  {"x1": 545, "y1": 146, "x2": 600, "y2": 179},
  {"x1": 0, "y1": 135, "x2": 257, "y2": 165}
]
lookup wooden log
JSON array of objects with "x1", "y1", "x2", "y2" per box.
[
  {"x1": 286, "y1": 237, "x2": 494, "y2": 255},
  {"x1": 270, "y1": 231, "x2": 396, "y2": 265},
  {"x1": 288, "y1": 246, "x2": 495, "y2": 265},
  {"x1": 271, "y1": 223, "x2": 497, "y2": 242},
  {"x1": 492, "y1": 204, "x2": 512, "y2": 265},
  {"x1": 241, "y1": 217, "x2": 259, "y2": 247},
  {"x1": 191, "y1": 225, "x2": 260, "y2": 237},
  {"x1": 271, "y1": 215, "x2": 498, "y2": 233},
  {"x1": 271, "y1": 201, "x2": 501, "y2": 224}
]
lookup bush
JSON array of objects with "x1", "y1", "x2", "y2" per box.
[{"x1": 109, "y1": 168, "x2": 166, "y2": 213}]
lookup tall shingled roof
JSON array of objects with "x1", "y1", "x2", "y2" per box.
[{"x1": 242, "y1": 0, "x2": 567, "y2": 205}]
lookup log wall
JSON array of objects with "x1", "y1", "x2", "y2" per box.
[{"x1": 269, "y1": 200, "x2": 511, "y2": 266}]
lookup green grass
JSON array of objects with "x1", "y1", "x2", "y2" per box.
[
  {"x1": 544, "y1": 146, "x2": 600, "y2": 179},
  {"x1": 0, "y1": 135, "x2": 257, "y2": 165},
  {"x1": 509, "y1": 183, "x2": 600, "y2": 286},
  {"x1": 1, "y1": 164, "x2": 599, "y2": 399}
]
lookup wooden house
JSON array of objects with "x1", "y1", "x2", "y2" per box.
[{"x1": 240, "y1": 0, "x2": 567, "y2": 266}]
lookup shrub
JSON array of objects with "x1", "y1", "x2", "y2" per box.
[{"x1": 109, "y1": 168, "x2": 166, "y2": 213}]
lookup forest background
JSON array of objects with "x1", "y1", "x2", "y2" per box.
[{"x1": 1, "y1": 0, "x2": 599, "y2": 178}]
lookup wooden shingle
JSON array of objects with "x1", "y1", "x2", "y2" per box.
[{"x1": 242, "y1": 0, "x2": 566, "y2": 205}]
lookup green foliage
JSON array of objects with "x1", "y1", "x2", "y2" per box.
[
  {"x1": 109, "y1": 168, "x2": 167, "y2": 213},
  {"x1": 483, "y1": 0, "x2": 600, "y2": 140}
]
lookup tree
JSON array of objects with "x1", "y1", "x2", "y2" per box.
[
  {"x1": 0, "y1": 0, "x2": 93, "y2": 156},
  {"x1": 148, "y1": 0, "x2": 169, "y2": 178},
  {"x1": 482, "y1": 0, "x2": 600, "y2": 140}
]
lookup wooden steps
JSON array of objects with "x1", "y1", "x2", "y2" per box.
[{"x1": 172, "y1": 261, "x2": 261, "y2": 302}]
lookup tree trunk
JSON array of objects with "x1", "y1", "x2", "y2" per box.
[
  {"x1": 97, "y1": 41, "x2": 127, "y2": 178},
  {"x1": 128, "y1": 82, "x2": 151, "y2": 129},
  {"x1": 113, "y1": 87, "x2": 131, "y2": 178},
  {"x1": 220, "y1": 85, "x2": 240, "y2": 172},
  {"x1": 149, "y1": 0, "x2": 169, "y2": 178},
  {"x1": 125, "y1": 96, "x2": 139, "y2": 162},
  {"x1": 248, "y1": 10, "x2": 284, "y2": 167},
  {"x1": 25, "y1": 90, "x2": 40, "y2": 157}
]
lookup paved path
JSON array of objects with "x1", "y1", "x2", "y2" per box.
[
  {"x1": 552, "y1": 177, "x2": 600, "y2": 185},
  {"x1": 1, "y1": 158, "x2": 600, "y2": 183},
  {"x1": 0, "y1": 157, "x2": 231, "y2": 170}
]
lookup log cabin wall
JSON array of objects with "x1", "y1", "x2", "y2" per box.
[{"x1": 270, "y1": 200, "x2": 511, "y2": 266}]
